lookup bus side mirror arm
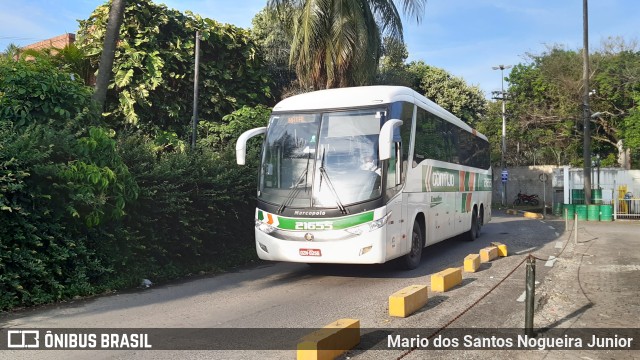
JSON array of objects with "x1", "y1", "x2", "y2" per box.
[
  {"x1": 379, "y1": 119, "x2": 403, "y2": 161},
  {"x1": 236, "y1": 127, "x2": 266, "y2": 165}
]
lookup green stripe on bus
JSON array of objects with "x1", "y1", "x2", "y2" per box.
[{"x1": 258, "y1": 210, "x2": 375, "y2": 230}]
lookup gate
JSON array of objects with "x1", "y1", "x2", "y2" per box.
[{"x1": 615, "y1": 185, "x2": 640, "y2": 220}]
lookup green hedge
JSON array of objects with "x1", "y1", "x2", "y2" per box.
[{"x1": 0, "y1": 57, "x2": 269, "y2": 310}]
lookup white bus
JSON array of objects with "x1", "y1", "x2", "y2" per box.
[{"x1": 236, "y1": 86, "x2": 492, "y2": 269}]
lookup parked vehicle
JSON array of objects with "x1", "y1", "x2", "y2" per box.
[{"x1": 514, "y1": 191, "x2": 539, "y2": 206}]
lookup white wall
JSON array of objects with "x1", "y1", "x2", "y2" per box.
[{"x1": 492, "y1": 166, "x2": 640, "y2": 206}]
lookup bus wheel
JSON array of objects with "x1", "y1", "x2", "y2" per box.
[
  {"x1": 466, "y1": 207, "x2": 478, "y2": 241},
  {"x1": 401, "y1": 221, "x2": 423, "y2": 270}
]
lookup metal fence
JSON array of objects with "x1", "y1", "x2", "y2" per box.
[{"x1": 614, "y1": 196, "x2": 640, "y2": 220}]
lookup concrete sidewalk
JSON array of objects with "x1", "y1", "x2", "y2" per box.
[{"x1": 524, "y1": 219, "x2": 640, "y2": 359}]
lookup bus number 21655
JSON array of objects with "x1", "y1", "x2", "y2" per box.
[{"x1": 295, "y1": 221, "x2": 333, "y2": 230}]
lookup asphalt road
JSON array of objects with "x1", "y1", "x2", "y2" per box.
[{"x1": 1, "y1": 211, "x2": 567, "y2": 359}]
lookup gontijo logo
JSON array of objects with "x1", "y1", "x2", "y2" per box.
[{"x1": 432, "y1": 171, "x2": 455, "y2": 187}]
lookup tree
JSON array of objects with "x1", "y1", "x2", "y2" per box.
[
  {"x1": 590, "y1": 46, "x2": 640, "y2": 167},
  {"x1": 13, "y1": 43, "x2": 93, "y2": 85},
  {"x1": 93, "y1": 0, "x2": 127, "y2": 110},
  {"x1": 268, "y1": 0, "x2": 427, "y2": 90},
  {"x1": 408, "y1": 61, "x2": 487, "y2": 126},
  {"x1": 1, "y1": 43, "x2": 21, "y2": 59},
  {"x1": 78, "y1": 0, "x2": 272, "y2": 136},
  {"x1": 250, "y1": 5, "x2": 298, "y2": 101},
  {"x1": 504, "y1": 42, "x2": 640, "y2": 167},
  {"x1": 504, "y1": 54, "x2": 579, "y2": 166},
  {"x1": 377, "y1": 37, "x2": 413, "y2": 86}
]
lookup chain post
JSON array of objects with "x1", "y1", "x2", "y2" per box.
[{"x1": 525, "y1": 255, "x2": 536, "y2": 337}]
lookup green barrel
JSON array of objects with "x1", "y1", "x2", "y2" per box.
[
  {"x1": 600, "y1": 204, "x2": 613, "y2": 222},
  {"x1": 575, "y1": 204, "x2": 588, "y2": 221},
  {"x1": 592, "y1": 188, "x2": 602, "y2": 204},
  {"x1": 563, "y1": 204, "x2": 575, "y2": 219},
  {"x1": 587, "y1": 204, "x2": 600, "y2": 221},
  {"x1": 553, "y1": 203, "x2": 563, "y2": 216},
  {"x1": 572, "y1": 189, "x2": 585, "y2": 204}
]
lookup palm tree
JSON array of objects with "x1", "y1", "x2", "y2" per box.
[
  {"x1": 2, "y1": 43, "x2": 22, "y2": 60},
  {"x1": 268, "y1": 0, "x2": 426, "y2": 90}
]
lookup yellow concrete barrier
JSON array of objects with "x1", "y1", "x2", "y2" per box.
[
  {"x1": 389, "y1": 285, "x2": 428, "y2": 318},
  {"x1": 464, "y1": 254, "x2": 481, "y2": 273},
  {"x1": 523, "y1": 211, "x2": 543, "y2": 219},
  {"x1": 430, "y1": 268, "x2": 462, "y2": 292},
  {"x1": 491, "y1": 242, "x2": 508, "y2": 257},
  {"x1": 506, "y1": 209, "x2": 518, "y2": 215},
  {"x1": 479, "y1": 246, "x2": 498, "y2": 263},
  {"x1": 297, "y1": 318, "x2": 360, "y2": 360}
]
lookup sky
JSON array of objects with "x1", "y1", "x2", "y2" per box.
[{"x1": 1, "y1": 0, "x2": 639, "y2": 98}]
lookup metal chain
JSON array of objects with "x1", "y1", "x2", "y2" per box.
[
  {"x1": 394, "y1": 219, "x2": 578, "y2": 359},
  {"x1": 395, "y1": 255, "x2": 530, "y2": 360}
]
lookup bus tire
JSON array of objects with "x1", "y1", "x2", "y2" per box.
[
  {"x1": 466, "y1": 207, "x2": 478, "y2": 241},
  {"x1": 401, "y1": 221, "x2": 423, "y2": 270}
]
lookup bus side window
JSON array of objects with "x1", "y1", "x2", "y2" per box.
[
  {"x1": 386, "y1": 146, "x2": 395, "y2": 190},
  {"x1": 386, "y1": 141, "x2": 401, "y2": 190}
]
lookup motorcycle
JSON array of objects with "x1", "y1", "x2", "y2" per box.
[{"x1": 513, "y1": 191, "x2": 539, "y2": 206}]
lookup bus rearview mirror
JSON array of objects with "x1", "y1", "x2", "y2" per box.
[
  {"x1": 379, "y1": 119, "x2": 403, "y2": 161},
  {"x1": 236, "y1": 127, "x2": 266, "y2": 165}
]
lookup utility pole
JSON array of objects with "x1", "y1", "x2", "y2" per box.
[
  {"x1": 191, "y1": 31, "x2": 201, "y2": 150},
  {"x1": 493, "y1": 64, "x2": 512, "y2": 207},
  {"x1": 582, "y1": 0, "x2": 592, "y2": 205}
]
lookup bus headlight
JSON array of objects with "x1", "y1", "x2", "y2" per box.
[
  {"x1": 369, "y1": 212, "x2": 391, "y2": 231},
  {"x1": 255, "y1": 219, "x2": 276, "y2": 234},
  {"x1": 344, "y1": 212, "x2": 391, "y2": 235},
  {"x1": 344, "y1": 224, "x2": 366, "y2": 235}
]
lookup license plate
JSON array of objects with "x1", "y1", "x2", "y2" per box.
[{"x1": 299, "y1": 248, "x2": 322, "y2": 256}]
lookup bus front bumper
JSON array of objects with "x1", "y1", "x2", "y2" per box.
[{"x1": 254, "y1": 228, "x2": 387, "y2": 264}]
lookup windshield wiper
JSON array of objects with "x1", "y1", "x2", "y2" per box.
[
  {"x1": 318, "y1": 148, "x2": 348, "y2": 214},
  {"x1": 277, "y1": 150, "x2": 312, "y2": 214}
]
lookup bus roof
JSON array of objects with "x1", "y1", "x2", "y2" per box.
[{"x1": 272, "y1": 86, "x2": 486, "y2": 141}]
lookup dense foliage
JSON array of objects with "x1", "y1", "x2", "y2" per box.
[
  {"x1": 0, "y1": 58, "x2": 98, "y2": 130},
  {"x1": 376, "y1": 51, "x2": 488, "y2": 127},
  {"x1": 408, "y1": 61, "x2": 487, "y2": 126},
  {"x1": 0, "y1": 59, "x2": 136, "y2": 309},
  {"x1": 0, "y1": 55, "x2": 269, "y2": 311},
  {"x1": 494, "y1": 42, "x2": 640, "y2": 167},
  {"x1": 77, "y1": 0, "x2": 272, "y2": 135},
  {"x1": 250, "y1": 6, "x2": 298, "y2": 101},
  {"x1": 0, "y1": 0, "x2": 277, "y2": 310}
]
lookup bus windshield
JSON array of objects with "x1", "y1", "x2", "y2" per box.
[{"x1": 258, "y1": 108, "x2": 385, "y2": 210}]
